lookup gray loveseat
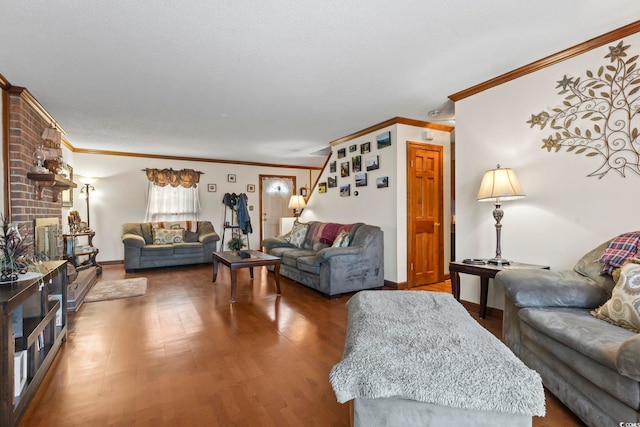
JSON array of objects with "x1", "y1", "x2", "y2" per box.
[
  {"x1": 496, "y1": 239, "x2": 640, "y2": 427},
  {"x1": 122, "y1": 221, "x2": 220, "y2": 272},
  {"x1": 262, "y1": 221, "x2": 384, "y2": 297}
]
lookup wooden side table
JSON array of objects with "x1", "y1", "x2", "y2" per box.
[{"x1": 449, "y1": 260, "x2": 550, "y2": 318}]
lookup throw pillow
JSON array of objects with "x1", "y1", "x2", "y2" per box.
[
  {"x1": 596, "y1": 231, "x2": 640, "y2": 276},
  {"x1": 184, "y1": 230, "x2": 199, "y2": 242},
  {"x1": 152, "y1": 228, "x2": 184, "y2": 245},
  {"x1": 613, "y1": 258, "x2": 640, "y2": 283},
  {"x1": 286, "y1": 222, "x2": 308, "y2": 248},
  {"x1": 592, "y1": 261, "x2": 640, "y2": 333},
  {"x1": 332, "y1": 230, "x2": 350, "y2": 248}
]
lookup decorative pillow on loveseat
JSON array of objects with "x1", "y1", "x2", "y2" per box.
[
  {"x1": 332, "y1": 230, "x2": 350, "y2": 247},
  {"x1": 152, "y1": 228, "x2": 184, "y2": 245},
  {"x1": 592, "y1": 260, "x2": 640, "y2": 332},
  {"x1": 286, "y1": 222, "x2": 309, "y2": 248}
]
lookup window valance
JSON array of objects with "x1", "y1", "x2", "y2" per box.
[{"x1": 143, "y1": 168, "x2": 203, "y2": 188}]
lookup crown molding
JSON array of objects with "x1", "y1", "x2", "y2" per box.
[
  {"x1": 7, "y1": 86, "x2": 66, "y2": 133},
  {"x1": 449, "y1": 20, "x2": 640, "y2": 102},
  {"x1": 329, "y1": 117, "x2": 454, "y2": 146},
  {"x1": 66, "y1": 145, "x2": 322, "y2": 170}
]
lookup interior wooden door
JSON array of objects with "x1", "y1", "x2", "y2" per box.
[{"x1": 407, "y1": 142, "x2": 443, "y2": 288}]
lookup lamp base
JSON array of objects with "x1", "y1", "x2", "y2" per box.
[{"x1": 487, "y1": 257, "x2": 510, "y2": 266}]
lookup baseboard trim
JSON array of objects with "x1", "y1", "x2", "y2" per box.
[
  {"x1": 100, "y1": 260, "x2": 124, "y2": 265},
  {"x1": 458, "y1": 300, "x2": 503, "y2": 320}
]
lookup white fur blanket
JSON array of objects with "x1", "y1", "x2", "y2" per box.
[{"x1": 329, "y1": 291, "x2": 545, "y2": 416}]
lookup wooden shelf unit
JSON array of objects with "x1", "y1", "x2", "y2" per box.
[
  {"x1": 0, "y1": 261, "x2": 67, "y2": 427},
  {"x1": 63, "y1": 232, "x2": 102, "y2": 274}
]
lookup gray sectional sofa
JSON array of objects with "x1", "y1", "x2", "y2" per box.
[
  {"x1": 122, "y1": 221, "x2": 220, "y2": 272},
  {"x1": 496, "y1": 239, "x2": 640, "y2": 427},
  {"x1": 262, "y1": 221, "x2": 384, "y2": 297}
]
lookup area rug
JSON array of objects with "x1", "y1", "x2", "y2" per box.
[{"x1": 84, "y1": 277, "x2": 147, "y2": 303}]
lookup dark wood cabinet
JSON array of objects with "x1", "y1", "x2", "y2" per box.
[{"x1": 0, "y1": 261, "x2": 67, "y2": 426}]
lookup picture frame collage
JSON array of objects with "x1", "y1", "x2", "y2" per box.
[{"x1": 321, "y1": 131, "x2": 391, "y2": 198}]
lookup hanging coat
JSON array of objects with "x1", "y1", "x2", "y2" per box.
[{"x1": 236, "y1": 193, "x2": 253, "y2": 234}]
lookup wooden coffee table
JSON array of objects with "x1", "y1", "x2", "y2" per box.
[{"x1": 212, "y1": 250, "x2": 281, "y2": 303}]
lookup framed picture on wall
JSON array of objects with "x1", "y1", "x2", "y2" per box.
[
  {"x1": 247, "y1": 184, "x2": 255, "y2": 192},
  {"x1": 228, "y1": 174, "x2": 236, "y2": 182},
  {"x1": 360, "y1": 142, "x2": 371, "y2": 154},
  {"x1": 61, "y1": 164, "x2": 73, "y2": 207},
  {"x1": 340, "y1": 184, "x2": 351, "y2": 197},
  {"x1": 340, "y1": 161, "x2": 350, "y2": 177},
  {"x1": 352, "y1": 155, "x2": 361, "y2": 172},
  {"x1": 349, "y1": 144, "x2": 357, "y2": 152},
  {"x1": 355, "y1": 173, "x2": 367, "y2": 187},
  {"x1": 328, "y1": 176, "x2": 337, "y2": 188},
  {"x1": 318, "y1": 182, "x2": 327, "y2": 193},
  {"x1": 365, "y1": 155, "x2": 380, "y2": 171},
  {"x1": 377, "y1": 176, "x2": 389, "y2": 188},
  {"x1": 377, "y1": 131, "x2": 391, "y2": 149},
  {"x1": 208, "y1": 183, "x2": 217, "y2": 192},
  {"x1": 337, "y1": 148, "x2": 346, "y2": 158}
]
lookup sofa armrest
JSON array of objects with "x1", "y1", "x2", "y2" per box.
[
  {"x1": 314, "y1": 246, "x2": 363, "y2": 261},
  {"x1": 617, "y1": 334, "x2": 640, "y2": 381},
  {"x1": 496, "y1": 269, "x2": 610, "y2": 309},
  {"x1": 199, "y1": 232, "x2": 220, "y2": 244},
  {"x1": 122, "y1": 233, "x2": 146, "y2": 248},
  {"x1": 263, "y1": 236, "x2": 294, "y2": 252}
]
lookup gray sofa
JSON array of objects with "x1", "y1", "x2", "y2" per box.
[
  {"x1": 122, "y1": 221, "x2": 220, "y2": 272},
  {"x1": 496, "y1": 239, "x2": 640, "y2": 427},
  {"x1": 262, "y1": 221, "x2": 384, "y2": 297}
]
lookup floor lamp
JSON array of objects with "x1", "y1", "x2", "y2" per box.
[
  {"x1": 477, "y1": 165, "x2": 525, "y2": 265},
  {"x1": 78, "y1": 177, "x2": 97, "y2": 230}
]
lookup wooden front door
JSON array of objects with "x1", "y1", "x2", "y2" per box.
[{"x1": 407, "y1": 142, "x2": 443, "y2": 288}]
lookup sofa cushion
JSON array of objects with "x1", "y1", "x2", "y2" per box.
[
  {"x1": 592, "y1": 262, "x2": 640, "y2": 332},
  {"x1": 282, "y1": 249, "x2": 317, "y2": 268},
  {"x1": 173, "y1": 242, "x2": 204, "y2": 255},
  {"x1": 153, "y1": 228, "x2": 184, "y2": 245},
  {"x1": 269, "y1": 247, "x2": 298, "y2": 258},
  {"x1": 140, "y1": 245, "x2": 175, "y2": 256},
  {"x1": 596, "y1": 231, "x2": 640, "y2": 276},
  {"x1": 519, "y1": 307, "x2": 635, "y2": 371},
  {"x1": 286, "y1": 222, "x2": 309, "y2": 248},
  {"x1": 297, "y1": 256, "x2": 321, "y2": 274},
  {"x1": 184, "y1": 230, "x2": 199, "y2": 242}
]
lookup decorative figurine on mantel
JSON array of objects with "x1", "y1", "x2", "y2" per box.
[{"x1": 32, "y1": 144, "x2": 50, "y2": 174}]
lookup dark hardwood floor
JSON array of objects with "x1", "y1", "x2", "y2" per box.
[{"x1": 19, "y1": 265, "x2": 585, "y2": 426}]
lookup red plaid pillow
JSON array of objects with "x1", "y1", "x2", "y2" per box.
[{"x1": 596, "y1": 231, "x2": 640, "y2": 275}]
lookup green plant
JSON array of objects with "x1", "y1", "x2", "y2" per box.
[
  {"x1": 0, "y1": 215, "x2": 33, "y2": 281},
  {"x1": 227, "y1": 236, "x2": 246, "y2": 251}
]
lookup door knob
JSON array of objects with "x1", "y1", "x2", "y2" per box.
[{"x1": 435, "y1": 222, "x2": 440, "y2": 226}]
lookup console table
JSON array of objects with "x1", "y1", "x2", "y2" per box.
[
  {"x1": 449, "y1": 260, "x2": 549, "y2": 318},
  {"x1": 0, "y1": 261, "x2": 67, "y2": 426}
]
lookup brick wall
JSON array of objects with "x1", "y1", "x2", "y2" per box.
[{"x1": 7, "y1": 89, "x2": 63, "y2": 251}]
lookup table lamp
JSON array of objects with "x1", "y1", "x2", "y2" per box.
[
  {"x1": 288, "y1": 195, "x2": 306, "y2": 218},
  {"x1": 477, "y1": 165, "x2": 525, "y2": 265}
]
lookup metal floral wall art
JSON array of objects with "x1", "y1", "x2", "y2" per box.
[{"x1": 527, "y1": 40, "x2": 640, "y2": 178}]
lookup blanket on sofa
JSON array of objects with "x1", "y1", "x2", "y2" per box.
[{"x1": 329, "y1": 291, "x2": 546, "y2": 416}]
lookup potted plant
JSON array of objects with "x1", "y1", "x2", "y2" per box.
[
  {"x1": 0, "y1": 216, "x2": 33, "y2": 282},
  {"x1": 227, "y1": 231, "x2": 246, "y2": 252}
]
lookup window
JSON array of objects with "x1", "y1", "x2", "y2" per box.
[{"x1": 145, "y1": 183, "x2": 200, "y2": 222}]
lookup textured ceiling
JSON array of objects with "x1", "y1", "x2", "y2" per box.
[{"x1": 1, "y1": 1, "x2": 639, "y2": 167}]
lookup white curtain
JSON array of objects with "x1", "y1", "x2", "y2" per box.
[{"x1": 144, "y1": 182, "x2": 200, "y2": 222}]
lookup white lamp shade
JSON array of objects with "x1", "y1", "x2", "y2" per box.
[
  {"x1": 477, "y1": 166, "x2": 525, "y2": 202},
  {"x1": 78, "y1": 176, "x2": 98, "y2": 185},
  {"x1": 288, "y1": 195, "x2": 307, "y2": 210}
]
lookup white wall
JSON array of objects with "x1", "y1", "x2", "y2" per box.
[
  {"x1": 302, "y1": 123, "x2": 451, "y2": 283},
  {"x1": 67, "y1": 152, "x2": 316, "y2": 262},
  {"x1": 455, "y1": 32, "x2": 640, "y2": 310}
]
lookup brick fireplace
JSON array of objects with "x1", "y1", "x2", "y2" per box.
[{"x1": 6, "y1": 86, "x2": 66, "y2": 252}]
